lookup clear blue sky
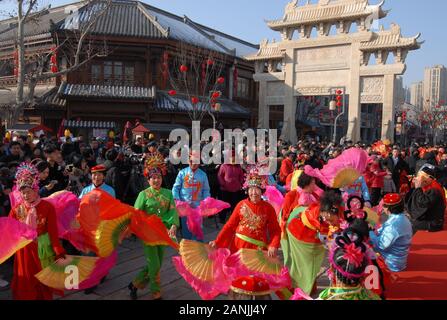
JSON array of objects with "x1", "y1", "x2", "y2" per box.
[{"x1": 2, "y1": 0, "x2": 446, "y2": 86}]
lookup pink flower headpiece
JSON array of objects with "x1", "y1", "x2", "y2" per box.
[
  {"x1": 328, "y1": 232, "x2": 370, "y2": 280},
  {"x1": 15, "y1": 162, "x2": 39, "y2": 191}
]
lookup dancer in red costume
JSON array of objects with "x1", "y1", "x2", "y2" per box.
[
  {"x1": 210, "y1": 166, "x2": 280, "y2": 256},
  {"x1": 9, "y1": 163, "x2": 65, "y2": 300}
]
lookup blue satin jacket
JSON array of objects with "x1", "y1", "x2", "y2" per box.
[
  {"x1": 79, "y1": 183, "x2": 116, "y2": 199},
  {"x1": 172, "y1": 167, "x2": 211, "y2": 208},
  {"x1": 369, "y1": 214, "x2": 413, "y2": 272},
  {"x1": 342, "y1": 176, "x2": 371, "y2": 202}
]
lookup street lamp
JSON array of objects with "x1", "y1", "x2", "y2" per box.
[{"x1": 329, "y1": 87, "x2": 346, "y2": 143}]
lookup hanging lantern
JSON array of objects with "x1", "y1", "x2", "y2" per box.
[
  {"x1": 191, "y1": 96, "x2": 199, "y2": 105},
  {"x1": 64, "y1": 129, "x2": 71, "y2": 138},
  {"x1": 337, "y1": 101, "x2": 343, "y2": 108},
  {"x1": 51, "y1": 65, "x2": 58, "y2": 73},
  {"x1": 336, "y1": 89, "x2": 343, "y2": 95},
  {"x1": 207, "y1": 59, "x2": 214, "y2": 66},
  {"x1": 50, "y1": 46, "x2": 58, "y2": 74},
  {"x1": 108, "y1": 131, "x2": 115, "y2": 139},
  {"x1": 180, "y1": 65, "x2": 188, "y2": 73},
  {"x1": 217, "y1": 77, "x2": 225, "y2": 84},
  {"x1": 211, "y1": 91, "x2": 221, "y2": 99},
  {"x1": 5, "y1": 131, "x2": 11, "y2": 140},
  {"x1": 168, "y1": 90, "x2": 177, "y2": 96},
  {"x1": 336, "y1": 95, "x2": 343, "y2": 101}
]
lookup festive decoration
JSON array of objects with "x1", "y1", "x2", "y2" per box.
[
  {"x1": 211, "y1": 91, "x2": 221, "y2": 99},
  {"x1": 243, "y1": 165, "x2": 269, "y2": 190},
  {"x1": 50, "y1": 46, "x2": 58, "y2": 73},
  {"x1": 191, "y1": 96, "x2": 199, "y2": 105},
  {"x1": 168, "y1": 90, "x2": 177, "y2": 96},
  {"x1": 180, "y1": 65, "x2": 188, "y2": 73},
  {"x1": 64, "y1": 129, "x2": 71, "y2": 138},
  {"x1": 230, "y1": 276, "x2": 272, "y2": 296}
]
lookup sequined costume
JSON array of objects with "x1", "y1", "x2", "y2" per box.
[
  {"x1": 9, "y1": 200, "x2": 65, "y2": 300},
  {"x1": 214, "y1": 199, "x2": 281, "y2": 253},
  {"x1": 132, "y1": 187, "x2": 179, "y2": 294}
]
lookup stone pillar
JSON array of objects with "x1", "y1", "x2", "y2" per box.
[
  {"x1": 281, "y1": 49, "x2": 298, "y2": 144},
  {"x1": 257, "y1": 80, "x2": 269, "y2": 129},
  {"x1": 347, "y1": 42, "x2": 361, "y2": 142},
  {"x1": 382, "y1": 74, "x2": 396, "y2": 141}
]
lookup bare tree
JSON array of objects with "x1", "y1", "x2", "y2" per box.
[
  {"x1": 166, "y1": 42, "x2": 227, "y2": 128},
  {"x1": 0, "y1": 0, "x2": 113, "y2": 127}
]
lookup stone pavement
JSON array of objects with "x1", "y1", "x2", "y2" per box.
[{"x1": 0, "y1": 218, "x2": 330, "y2": 300}]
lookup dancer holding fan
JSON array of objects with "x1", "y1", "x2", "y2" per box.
[
  {"x1": 8, "y1": 163, "x2": 66, "y2": 300},
  {"x1": 128, "y1": 153, "x2": 179, "y2": 300}
]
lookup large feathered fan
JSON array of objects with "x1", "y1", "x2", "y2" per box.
[
  {"x1": 94, "y1": 213, "x2": 132, "y2": 257},
  {"x1": 305, "y1": 148, "x2": 368, "y2": 189},
  {"x1": 263, "y1": 186, "x2": 285, "y2": 216},
  {"x1": 0, "y1": 217, "x2": 37, "y2": 264},
  {"x1": 35, "y1": 255, "x2": 98, "y2": 290},
  {"x1": 74, "y1": 189, "x2": 133, "y2": 256},
  {"x1": 130, "y1": 210, "x2": 179, "y2": 250},
  {"x1": 45, "y1": 191, "x2": 80, "y2": 238},
  {"x1": 172, "y1": 240, "x2": 232, "y2": 300},
  {"x1": 224, "y1": 249, "x2": 291, "y2": 291}
]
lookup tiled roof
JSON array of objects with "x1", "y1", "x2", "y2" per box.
[
  {"x1": 0, "y1": 1, "x2": 257, "y2": 58},
  {"x1": 360, "y1": 24, "x2": 422, "y2": 51},
  {"x1": 35, "y1": 87, "x2": 66, "y2": 109},
  {"x1": 59, "y1": 82, "x2": 154, "y2": 100},
  {"x1": 155, "y1": 92, "x2": 250, "y2": 117},
  {"x1": 267, "y1": 0, "x2": 387, "y2": 30},
  {"x1": 60, "y1": 1, "x2": 167, "y2": 38},
  {"x1": 246, "y1": 41, "x2": 284, "y2": 61}
]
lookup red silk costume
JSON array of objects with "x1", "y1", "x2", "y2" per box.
[
  {"x1": 215, "y1": 199, "x2": 281, "y2": 253},
  {"x1": 9, "y1": 200, "x2": 65, "y2": 300}
]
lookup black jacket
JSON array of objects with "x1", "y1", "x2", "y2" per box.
[{"x1": 405, "y1": 186, "x2": 445, "y2": 232}]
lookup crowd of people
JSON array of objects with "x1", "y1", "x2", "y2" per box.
[{"x1": 1, "y1": 130, "x2": 446, "y2": 300}]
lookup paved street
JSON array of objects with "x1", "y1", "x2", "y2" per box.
[{"x1": 0, "y1": 218, "x2": 329, "y2": 300}]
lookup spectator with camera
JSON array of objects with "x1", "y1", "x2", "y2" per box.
[{"x1": 43, "y1": 144, "x2": 67, "y2": 193}]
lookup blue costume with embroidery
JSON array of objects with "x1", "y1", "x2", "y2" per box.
[
  {"x1": 172, "y1": 167, "x2": 210, "y2": 240},
  {"x1": 79, "y1": 183, "x2": 116, "y2": 199},
  {"x1": 342, "y1": 176, "x2": 371, "y2": 202},
  {"x1": 369, "y1": 213, "x2": 413, "y2": 272}
]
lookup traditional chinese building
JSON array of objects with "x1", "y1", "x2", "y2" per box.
[
  {"x1": 246, "y1": 0, "x2": 422, "y2": 143},
  {"x1": 0, "y1": 0, "x2": 259, "y2": 139}
]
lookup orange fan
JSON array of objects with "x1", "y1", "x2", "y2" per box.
[{"x1": 130, "y1": 210, "x2": 179, "y2": 250}]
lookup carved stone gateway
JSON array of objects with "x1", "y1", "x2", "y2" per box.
[{"x1": 246, "y1": 0, "x2": 422, "y2": 143}]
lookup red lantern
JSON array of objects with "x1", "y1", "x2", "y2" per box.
[
  {"x1": 191, "y1": 97, "x2": 199, "y2": 104},
  {"x1": 168, "y1": 90, "x2": 177, "y2": 96},
  {"x1": 336, "y1": 90, "x2": 343, "y2": 95},
  {"x1": 217, "y1": 77, "x2": 225, "y2": 84},
  {"x1": 51, "y1": 65, "x2": 58, "y2": 73},
  {"x1": 336, "y1": 95, "x2": 342, "y2": 101},
  {"x1": 337, "y1": 101, "x2": 343, "y2": 108},
  {"x1": 211, "y1": 91, "x2": 221, "y2": 99},
  {"x1": 180, "y1": 65, "x2": 188, "y2": 73},
  {"x1": 207, "y1": 59, "x2": 214, "y2": 66}
]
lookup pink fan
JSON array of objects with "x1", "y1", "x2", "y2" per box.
[
  {"x1": 305, "y1": 148, "x2": 368, "y2": 189},
  {"x1": 78, "y1": 250, "x2": 117, "y2": 290},
  {"x1": 45, "y1": 191, "x2": 80, "y2": 238},
  {"x1": 175, "y1": 198, "x2": 230, "y2": 241},
  {"x1": 0, "y1": 217, "x2": 37, "y2": 264},
  {"x1": 263, "y1": 186, "x2": 284, "y2": 216},
  {"x1": 290, "y1": 288, "x2": 313, "y2": 300},
  {"x1": 172, "y1": 240, "x2": 232, "y2": 300}
]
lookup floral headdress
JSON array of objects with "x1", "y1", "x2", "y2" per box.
[
  {"x1": 327, "y1": 231, "x2": 371, "y2": 282},
  {"x1": 144, "y1": 152, "x2": 167, "y2": 178},
  {"x1": 243, "y1": 164, "x2": 268, "y2": 190},
  {"x1": 15, "y1": 162, "x2": 39, "y2": 191}
]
